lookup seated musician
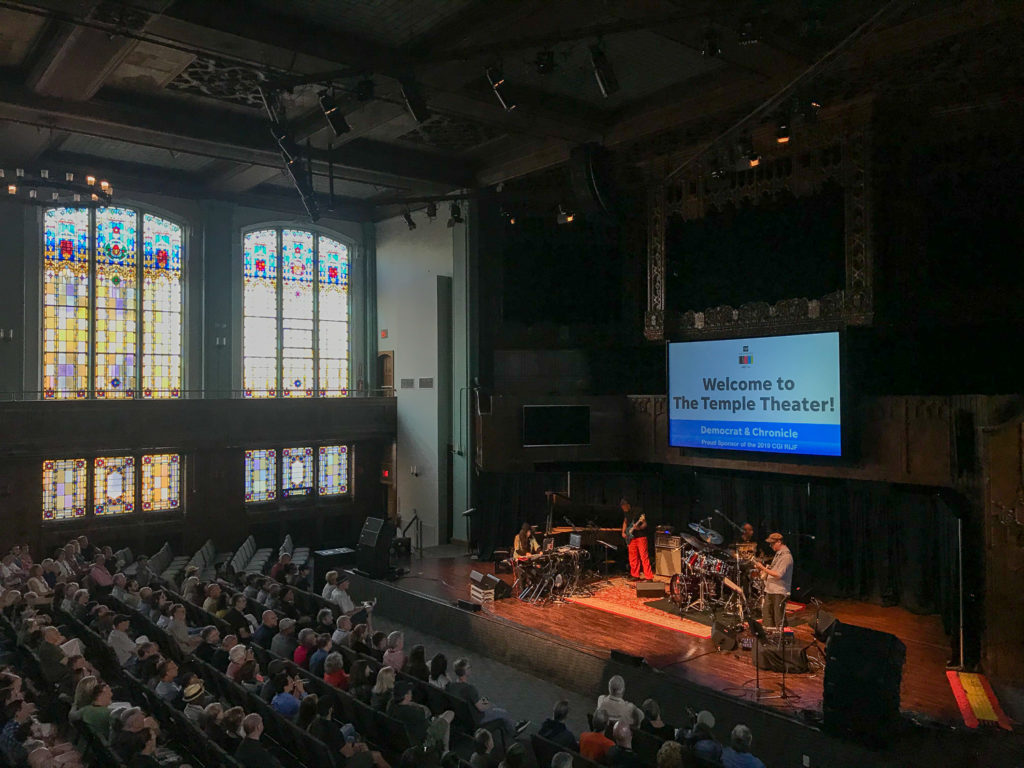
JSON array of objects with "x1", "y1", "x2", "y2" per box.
[
  {"x1": 512, "y1": 523, "x2": 540, "y2": 560},
  {"x1": 734, "y1": 523, "x2": 760, "y2": 560}
]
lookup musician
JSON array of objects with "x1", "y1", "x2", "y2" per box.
[
  {"x1": 733, "y1": 523, "x2": 760, "y2": 560},
  {"x1": 754, "y1": 533, "x2": 793, "y2": 628},
  {"x1": 620, "y1": 499, "x2": 653, "y2": 581},
  {"x1": 513, "y1": 522, "x2": 540, "y2": 559}
]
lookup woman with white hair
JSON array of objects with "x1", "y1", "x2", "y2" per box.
[
  {"x1": 596, "y1": 675, "x2": 643, "y2": 725},
  {"x1": 721, "y1": 724, "x2": 764, "y2": 768}
]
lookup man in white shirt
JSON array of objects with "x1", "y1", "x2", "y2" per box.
[
  {"x1": 596, "y1": 676, "x2": 643, "y2": 726},
  {"x1": 107, "y1": 615, "x2": 136, "y2": 667},
  {"x1": 755, "y1": 533, "x2": 794, "y2": 629},
  {"x1": 331, "y1": 615, "x2": 352, "y2": 647}
]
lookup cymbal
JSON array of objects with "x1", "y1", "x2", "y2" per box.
[
  {"x1": 687, "y1": 521, "x2": 724, "y2": 546},
  {"x1": 680, "y1": 533, "x2": 709, "y2": 551}
]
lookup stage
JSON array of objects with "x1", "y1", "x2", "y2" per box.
[{"x1": 392, "y1": 547, "x2": 961, "y2": 726}]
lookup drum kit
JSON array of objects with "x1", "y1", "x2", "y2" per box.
[
  {"x1": 514, "y1": 545, "x2": 591, "y2": 603},
  {"x1": 669, "y1": 518, "x2": 768, "y2": 617}
]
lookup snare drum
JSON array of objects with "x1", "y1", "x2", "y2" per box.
[{"x1": 683, "y1": 547, "x2": 702, "y2": 571}]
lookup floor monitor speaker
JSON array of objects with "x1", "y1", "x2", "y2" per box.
[{"x1": 635, "y1": 581, "x2": 666, "y2": 599}]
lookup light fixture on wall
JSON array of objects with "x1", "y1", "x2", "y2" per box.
[
  {"x1": 556, "y1": 203, "x2": 575, "y2": 224},
  {"x1": 447, "y1": 202, "x2": 464, "y2": 228}
]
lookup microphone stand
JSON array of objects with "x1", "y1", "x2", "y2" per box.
[{"x1": 402, "y1": 513, "x2": 423, "y2": 560}]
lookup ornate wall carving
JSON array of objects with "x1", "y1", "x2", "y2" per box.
[{"x1": 644, "y1": 185, "x2": 666, "y2": 340}]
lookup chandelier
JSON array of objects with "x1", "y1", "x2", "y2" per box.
[{"x1": 2, "y1": 167, "x2": 114, "y2": 205}]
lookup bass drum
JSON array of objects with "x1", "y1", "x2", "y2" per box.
[{"x1": 669, "y1": 572, "x2": 701, "y2": 605}]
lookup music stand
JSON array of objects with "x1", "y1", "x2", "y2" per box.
[
  {"x1": 721, "y1": 577, "x2": 771, "y2": 699},
  {"x1": 597, "y1": 540, "x2": 617, "y2": 579}
]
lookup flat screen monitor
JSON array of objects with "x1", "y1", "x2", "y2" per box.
[
  {"x1": 668, "y1": 331, "x2": 842, "y2": 457},
  {"x1": 522, "y1": 405, "x2": 591, "y2": 447}
]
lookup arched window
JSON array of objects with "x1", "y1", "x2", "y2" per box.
[
  {"x1": 42, "y1": 206, "x2": 184, "y2": 399},
  {"x1": 242, "y1": 227, "x2": 349, "y2": 398}
]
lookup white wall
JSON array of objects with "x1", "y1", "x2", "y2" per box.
[{"x1": 376, "y1": 215, "x2": 453, "y2": 547}]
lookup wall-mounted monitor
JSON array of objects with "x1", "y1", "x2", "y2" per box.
[
  {"x1": 522, "y1": 405, "x2": 591, "y2": 448},
  {"x1": 668, "y1": 332, "x2": 842, "y2": 457}
]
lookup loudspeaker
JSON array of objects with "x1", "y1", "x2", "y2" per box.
[
  {"x1": 711, "y1": 620, "x2": 738, "y2": 652},
  {"x1": 823, "y1": 622, "x2": 906, "y2": 742},
  {"x1": 636, "y1": 581, "x2": 666, "y2": 599},
  {"x1": 356, "y1": 517, "x2": 395, "y2": 579},
  {"x1": 610, "y1": 650, "x2": 645, "y2": 667},
  {"x1": 655, "y1": 546, "x2": 681, "y2": 577},
  {"x1": 457, "y1": 599, "x2": 481, "y2": 612},
  {"x1": 568, "y1": 142, "x2": 617, "y2": 215},
  {"x1": 754, "y1": 643, "x2": 809, "y2": 672},
  {"x1": 470, "y1": 570, "x2": 513, "y2": 600},
  {"x1": 812, "y1": 607, "x2": 837, "y2": 643}
]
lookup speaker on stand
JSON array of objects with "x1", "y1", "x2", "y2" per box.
[{"x1": 356, "y1": 517, "x2": 395, "y2": 579}]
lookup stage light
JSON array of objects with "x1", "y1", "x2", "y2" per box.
[
  {"x1": 589, "y1": 44, "x2": 619, "y2": 98},
  {"x1": 86, "y1": 175, "x2": 95, "y2": 186},
  {"x1": 403, "y1": 210, "x2": 416, "y2": 230},
  {"x1": 486, "y1": 66, "x2": 516, "y2": 112},
  {"x1": 100, "y1": 179, "x2": 110, "y2": 190},
  {"x1": 7, "y1": 184, "x2": 15, "y2": 195},
  {"x1": 319, "y1": 91, "x2": 351, "y2": 137},
  {"x1": 425, "y1": 201, "x2": 437, "y2": 221},
  {"x1": 28, "y1": 189, "x2": 36, "y2": 199},
  {"x1": 748, "y1": 153, "x2": 761, "y2": 168},
  {"x1": 400, "y1": 79, "x2": 430, "y2": 123},
  {"x1": 557, "y1": 204, "x2": 575, "y2": 224},
  {"x1": 355, "y1": 78, "x2": 375, "y2": 102},
  {"x1": 447, "y1": 202, "x2": 464, "y2": 228},
  {"x1": 701, "y1": 28, "x2": 720, "y2": 57},
  {"x1": 535, "y1": 50, "x2": 555, "y2": 75},
  {"x1": 776, "y1": 121, "x2": 790, "y2": 144}
]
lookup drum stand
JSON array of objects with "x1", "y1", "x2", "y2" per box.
[{"x1": 684, "y1": 573, "x2": 714, "y2": 613}]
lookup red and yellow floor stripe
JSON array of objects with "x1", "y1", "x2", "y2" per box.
[{"x1": 946, "y1": 671, "x2": 1013, "y2": 730}]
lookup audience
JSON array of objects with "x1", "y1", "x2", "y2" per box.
[
  {"x1": 721, "y1": 724, "x2": 765, "y2": 768},
  {"x1": 383, "y1": 630, "x2": 406, "y2": 671},
  {"x1": 406, "y1": 644, "x2": 430, "y2": 681},
  {"x1": 371, "y1": 665, "x2": 397, "y2": 710},
  {"x1": 293, "y1": 627, "x2": 316, "y2": 668},
  {"x1": 580, "y1": 709, "x2": 615, "y2": 764},
  {"x1": 681, "y1": 710, "x2": 722, "y2": 764},
  {"x1": 332, "y1": 614, "x2": 353, "y2": 646},
  {"x1": 641, "y1": 698, "x2": 674, "y2": 740},
  {"x1": 597, "y1": 676, "x2": 644, "y2": 726},
  {"x1": 323, "y1": 651, "x2": 350, "y2": 690},
  {"x1": 656, "y1": 740, "x2": 686, "y2": 768},
  {"x1": 253, "y1": 610, "x2": 279, "y2": 647},
  {"x1": 429, "y1": 653, "x2": 450, "y2": 689},
  {"x1": 235, "y1": 713, "x2": 284, "y2": 768},
  {"x1": 270, "y1": 618, "x2": 298, "y2": 659},
  {"x1": 446, "y1": 657, "x2": 527, "y2": 737},
  {"x1": 606, "y1": 719, "x2": 642, "y2": 768},
  {"x1": 309, "y1": 633, "x2": 332, "y2": 677},
  {"x1": 538, "y1": 699, "x2": 577, "y2": 750},
  {"x1": 470, "y1": 728, "x2": 496, "y2": 768}
]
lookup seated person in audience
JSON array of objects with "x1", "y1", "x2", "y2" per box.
[
  {"x1": 428, "y1": 653, "x2": 450, "y2": 689},
  {"x1": 369, "y1": 631, "x2": 388, "y2": 662},
  {"x1": 271, "y1": 618, "x2": 298, "y2": 660},
  {"x1": 88, "y1": 554, "x2": 114, "y2": 592},
  {"x1": 270, "y1": 672, "x2": 306, "y2": 720},
  {"x1": 198, "y1": 702, "x2": 223, "y2": 745},
  {"x1": 640, "y1": 698, "x2": 674, "y2": 740},
  {"x1": 235, "y1": 658, "x2": 263, "y2": 693},
  {"x1": 133, "y1": 555, "x2": 155, "y2": 588},
  {"x1": 349, "y1": 623, "x2": 373, "y2": 656},
  {"x1": 332, "y1": 615, "x2": 352, "y2": 647},
  {"x1": 446, "y1": 658, "x2": 527, "y2": 736},
  {"x1": 269, "y1": 553, "x2": 292, "y2": 583},
  {"x1": 322, "y1": 570, "x2": 341, "y2": 600},
  {"x1": 387, "y1": 680, "x2": 443, "y2": 746},
  {"x1": 498, "y1": 741, "x2": 526, "y2": 768},
  {"x1": 278, "y1": 588, "x2": 298, "y2": 617},
  {"x1": 195, "y1": 625, "x2": 221, "y2": 664},
  {"x1": 348, "y1": 660, "x2": 374, "y2": 704},
  {"x1": 0, "y1": 698, "x2": 34, "y2": 765},
  {"x1": 25, "y1": 566, "x2": 52, "y2": 603},
  {"x1": 406, "y1": 644, "x2": 429, "y2": 681},
  {"x1": 167, "y1": 603, "x2": 202, "y2": 654},
  {"x1": 323, "y1": 651, "x2": 349, "y2": 689},
  {"x1": 182, "y1": 681, "x2": 211, "y2": 724},
  {"x1": 597, "y1": 676, "x2": 643, "y2": 726},
  {"x1": 470, "y1": 728, "x2": 496, "y2": 768},
  {"x1": 70, "y1": 589, "x2": 91, "y2": 622},
  {"x1": 579, "y1": 709, "x2": 615, "y2": 764},
  {"x1": 315, "y1": 608, "x2": 336, "y2": 636},
  {"x1": 606, "y1": 720, "x2": 643, "y2": 768},
  {"x1": 37, "y1": 626, "x2": 72, "y2": 686},
  {"x1": 539, "y1": 700, "x2": 577, "y2": 750},
  {"x1": 253, "y1": 610, "x2": 278, "y2": 648},
  {"x1": 293, "y1": 627, "x2": 316, "y2": 668},
  {"x1": 1, "y1": 553, "x2": 27, "y2": 586},
  {"x1": 235, "y1": 713, "x2": 285, "y2": 768},
  {"x1": 552, "y1": 754, "x2": 573, "y2": 768},
  {"x1": 288, "y1": 563, "x2": 312, "y2": 593},
  {"x1": 332, "y1": 572, "x2": 373, "y2": 625},
  {"x1": 108, "y1": 614, "x2": 136, "y2": 667},
  {"x1": 110, "y1": 706, "x2": 157, "y2": 764},
  {"x1": 64, "y1": 654, "x2": 91, "y2": 696},
  {"x1": 79, "y1": 679, "x2": 115, "y2": 737},
  {"x1": 309, "y1": 634, "x2": 332, "y2": 677},
  {"x1": 222, "y1": 595, "x2": 252, "y2": 642},
  {"x1": 212, "y1": 633, "x2": 238, "y2": 673},
  {"x1": 339, "y1": 722, "x2": 389, "y2": 768},
  {"x1": 679, "y1": 710, "x2": 721, "y2": 764},
  {"x1": 134, "y1": 642, "x2": 161, "y2": 682},
  {"x1": 242, "y1": 575, "x2": 262, "y2": 601},
  {"x1": 382, "y1": 631, "x2": 406, "y2": 671},
  {"x1": 255, "y1": 578, "x2": 273, "y2": 606},
  {"x1": 217, "y1": 706, "x2": 246, "y2": 753},
  {"x1": 656, "y1": 741, "x2": 685, "y2": 768},
  {"x1": 371, "y1": 665, "x2": 397, "y2": 710},
  {"x1": 153, "y1": 659, "x2": 182, "y2": 703},
  {"x1": 181, "y1": 575, "x2": 203, "y2": 606},
  {"x1": 128, "y1": 727, "x2": 161, "y2": 768},
  {"x1": 226, "y1": 644, "x2": 249, "y2": 679},
  {"x1": 721, "y1": 724, "x2": 765, "y2": 768},
  {"x1": 259, "y1": 659, "x2": 287, "y2": 702},
  {"x1": 202, "y1": 583, "x2": 222, "y2": 615}
]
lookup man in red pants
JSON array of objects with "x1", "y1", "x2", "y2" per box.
[{"x1": 620, "y1": 498, "x2": 653, "y2": 581}]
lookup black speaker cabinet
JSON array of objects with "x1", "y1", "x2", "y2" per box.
[
  {"x1": 711, "y1": 620, "x2": 739, "y2": 652},
  {"x1": 823, "y1": 622, "x2": 906, "y2": 742},
  {"x1": 312, "y1": 547, "x2": 356, "y2": 587},
  {"x1": 636, "y1": 581, "x2": 666, "y2": 599},
  {"x1": 357, "y1": 517, "x2": 395, "y2": 579},
  {"x1": 753, "y1": 643, "x2": 809, "y2": 672}
]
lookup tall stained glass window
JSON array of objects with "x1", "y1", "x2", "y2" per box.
[
  {"x1": 94, "y1": 456, "x2": 135, "y2": 515},
  {"x1": 282, "y1": 446, "x2": 313, "y2": 496},
  {"x1": 243, "y1": 228, "x2": 349, "y2": 398},
  {"x1": 142, "y1": 453, "x2": 181, "y2": 512},
  {"x1": 318, "y1": 445, "x2": 349, "y2": 496},
  {"x1": 142, "y1": 215, "x2": 183, "y2": 397},
  {"x1": 42, "y1": 207, "x2": 184, "y2": 399},
  {"x1": 244, "y1": 449, "x2": 277, "y2": 503},
  {"x1": 42, "y1": 458, "x2": 87, "y2": 521}
]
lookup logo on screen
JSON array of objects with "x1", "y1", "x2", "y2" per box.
[{"x1": 738, "y1": 345, "x2": 752, "y2": 367}]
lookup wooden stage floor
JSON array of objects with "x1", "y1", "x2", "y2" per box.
[{"x1": 397, "y1": 552, "x2": 960, "y2": 726}]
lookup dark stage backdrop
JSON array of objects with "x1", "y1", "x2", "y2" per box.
[{"x1": 476, "y1": 468, "x2": 959, "y2": 635}]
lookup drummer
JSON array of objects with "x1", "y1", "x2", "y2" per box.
[
  {"x1": 733, "y1": 523, "x2": 761, "y2": 560},
  {"x1": 513, "y1": 522, "x2": 541, "y2": 559}
]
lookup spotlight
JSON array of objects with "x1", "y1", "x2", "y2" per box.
[
  {"x1": 556, "y1": 204, "x2": 575, "y2": 224},
  {"x1": 500, "y1": 207, "x2": 516, "y2": 225},
  {"x1": 535, "y1": 50, "x2": 555, "y2": 75},
  {"x1": 736, "y1": 138, "x2": 758, "y2": 169},
  {"x1": 403, "y1": 210, "x2": 416, "y2": 231},
  {"x1": 7, "y1": 184, "x2": 15, "y2": 195},
  {"x1": 701, "y1": 28, "x2": 720, "y2": 57},
  {"x1": 447, "y1": 202, "x2": 464, "y2": 228},
  {"x1": 739, "y1": 21, "x2": 758, "y2": 46},
  {"x1": 486, "y1": 65, "x2": 516, "y2": 112},
  {"x1": 589, "y1": 44, "x2": 619, "y2": 98},
  {"x1": 273, "y1": 127, "x2": 296, "y2": 165},
  {"x1": 776, "y1": 120, "x2": 790, "y2": 144},
  {"x1": 355, "y1": 78, "x2": 375, "y2": 102},
  {"x1": 400, "y1": 79, "x2": 430, "y2": 123},
  {"x1": 319, "y1": 91, "x2": 351, "y2": 137},
  {"x1": 748, "y1": 153, "x2": 761, "y2": 168},
  {"x1": 425, "y1": 201, "x2": 437, "y2": 220}
]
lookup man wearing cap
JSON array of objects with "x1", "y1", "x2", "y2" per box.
[
  {"x1": 182, "y1": 681, "x2": 209, "y2": 724},
  {"x1": 755, "y1": 533, "x2": 794, "y2": 629}
]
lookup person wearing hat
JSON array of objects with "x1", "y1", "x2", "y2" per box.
[
  {"x1": 182, "y1": 680, "x2": 209, "y2": 725},
  {"x1": 107, "y1": 614, "x2": 136, "y2": 667},
  {"x1": 679, "y1": 710, "x2": 722, "y2": 764},
  {"x1": 754, "y1": 533, "x2": 794, "y2": 629}
]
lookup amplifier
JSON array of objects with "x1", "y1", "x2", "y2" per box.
[
  {"x1": 655, "y1": 534, "x2": 682, "y2": 548},
  {"x1": 655, "y1": 546, "x2": 681, "y2": 577}
]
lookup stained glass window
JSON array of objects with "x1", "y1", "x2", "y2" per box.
[
  {"x1": 142, "y1": 215, "x2": 183, "y2": 398},
  {"x1": 242, "y1": 228, "x2": 349, "y2": 398},
  {"x1": 282, "y1": 446, "x2": 313, "y2": 496},
  {"x1": 244, "y1": 449, "x2": 277, "y2": 503},
  {"x1": 243, "y1": 229, "x2": 279, "y2": 397},
  {"x1": 42, "y1": 208, "x2": 90, "y2": 399},
  {"x1": 281, "y1": 230, "x2": 315, "y2": 397},
  {"x1": 318, "y1": 445, "x2": 350, "y2": 496},
  {"x1": 142, "y1": 453, "x2": 181, "y2": 512},
  {"x1": 42, "y1": 458, "x2": 87, "y2": 521},
  {"x1": 41, "y1": 207, "x2": 183, "y2": 399},
  {"x1": 318, "y1": 236, "x2": 349, "y2": 397},
  {"x1": 94, "y1": 456, "x2": 135, "y2": 515}
]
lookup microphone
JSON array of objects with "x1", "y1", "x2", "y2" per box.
[{"x1": 563, "y1": 516, "x2": 576, "y2": 529}]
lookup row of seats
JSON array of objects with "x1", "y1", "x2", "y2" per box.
[
  {"x1": 229, "y1": 535, "x2": 275, "y2": 575},
  {"x1": 280, "y1": 534, "x2": 310, "y2": 568}
]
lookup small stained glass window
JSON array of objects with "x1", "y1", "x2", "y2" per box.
[
  {"x1": 282, "y1": 446, "x2": 313, "y2": 497},
  {"x1": 318, "y1": 445, "x2": 350, "y2": 496},
  {"x1": 141, "y1": 454, "x2": 181, "y2": 512},
  {"x1": 244, "y1": 449, "x2": 277, "y2": 503},
  {"x1": 94, "y1": 456, "x2": 136, "y2": 515},
  {"x1": 42, "y1": 458, "x2": 87, "y2": 521}
]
